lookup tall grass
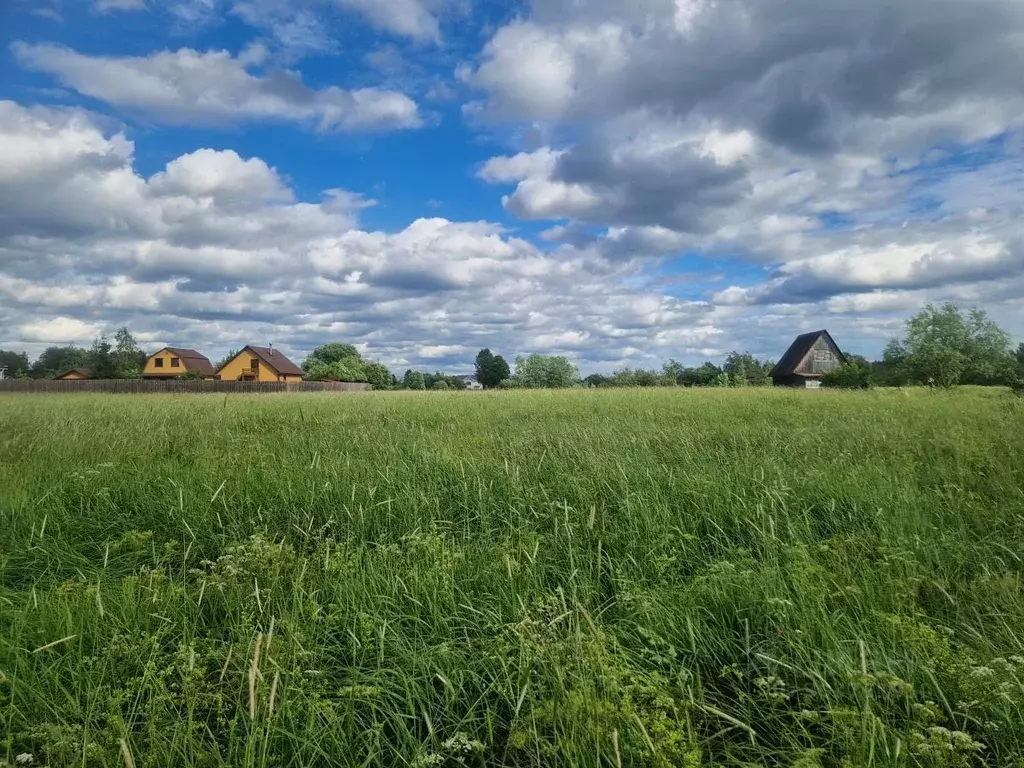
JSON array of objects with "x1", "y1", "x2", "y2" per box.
[{"x1": 2, "y1": 388, "x2": 1024, "y2": 767}]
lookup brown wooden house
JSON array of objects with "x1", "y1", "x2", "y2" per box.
[
  {"x1": 771, "y1": 330, "x2": 847, "y2": 387},
  {"x1": 55, "y1": 367, "x2": 94, "y2": 380}
]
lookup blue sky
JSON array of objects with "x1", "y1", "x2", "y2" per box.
[
  {"x1": 2, "y1": 0, "x2": 508, "y2": 229},
  {"x1": 1, "y1": 0, "x2": 1023, "y2": 373}
]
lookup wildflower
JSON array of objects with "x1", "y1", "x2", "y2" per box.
[
  {"x1": 950, "y1": 731, "x2": 982, "y2": 750},
  {"x1": 15, "y1": 755, "x2": 35, "y2": 765},
  {"x1": 441, "y1": 733, "x2": 485, "y2": 755}
]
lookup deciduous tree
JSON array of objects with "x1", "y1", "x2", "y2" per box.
[
  {"x1": 303, "y1": 341, "x2": 368, "y2": 382},
  {"x1": 304, "y1": 343, "x2": 360, "y2": 368},
  {"x1": 513, "y1": 354, "x2": 579, "y2": 388},
  {"x1": 723, "y1": 352, "x2": 772, "y2": 387},
  {"x1": 474, "y1": 349, "x2": 511, "y2": 388},
  {"x1": 0, "y1": 349, "x2": 30, "y2": 378},
  {"x1": 305, "y1": 358, "x2": 367, "y2": 382},
  {"x1": 89, "y1": 335, "x2": 117, "y2": 379},
  {"x1": 403, "y1": 370, "x2": 426, "y2": 390},
  {"x1": 113, "y1": 327, "x2": 146, "y2": 378},
  {"x1": 363, "y1": 361, "x2": 394, "y2": 390},
  {"x1": 31, "y1": 346, "x2": 90, "y2": 378},
  {"x1": 885, "y1": 303, "x2": 1012, "y2": 387},
  {"x1": 676, "y1": 362, "x2": 722, "y2": 387}
]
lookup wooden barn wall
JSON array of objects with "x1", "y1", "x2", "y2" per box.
[{"x1": 795, "y1": 338, "x2": 842, "y2": 375}]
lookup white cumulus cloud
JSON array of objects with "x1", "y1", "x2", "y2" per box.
[{"x1": 12, "y1": 43, "x2": 422, "y2": 131}]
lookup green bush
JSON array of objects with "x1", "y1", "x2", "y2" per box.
[
  {"x1": 821, "y1": 363, "x2": 873, "y2": 389},
  {"x1": 304, "y1": 357, "x2": 368, "y2": 382}
]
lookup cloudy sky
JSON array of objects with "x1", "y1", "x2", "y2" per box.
[{"x1": 1, "y1": 0, "x2": 1023, "y2": 372}]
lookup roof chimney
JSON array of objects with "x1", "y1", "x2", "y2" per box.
[{"x1": 268, "y1": 343, "x2": 274, "y2": 356}]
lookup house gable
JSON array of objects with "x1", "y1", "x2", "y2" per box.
[
  {"x1": 771, "y1": 330, "x2": 847, "y2": 384},
  {"x1": 216, "y1": 346, "x2": 304, "y2": 382},
  {"x1": 793, "y1": 333, "x2": 845, "y2": 376},
  {"x1": 143, "y1": 347, "x2": 215, "y2": 378}
]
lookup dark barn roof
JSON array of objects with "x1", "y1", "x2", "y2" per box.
[{"x1": 770, "y1": 330, "x2": 846, "y2": 378}]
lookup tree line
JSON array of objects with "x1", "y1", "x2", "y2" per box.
[
  {"x1": 583, "y1": 352, "x2": 774, "y2": 389},
  {"x1": 583, "y1": 304, "x2": 1024, "y2": 391},
  {"x1": 0, "y1": 328, "x2": 148, "y2": 379},
  {"x1": 814, "y1": 303, "x2": 1023, "y2": 390},
  {"x1": 461, "y1": 303, "x2": 1024, "y2": 391},
  {"x1": 3, "y1": 302, "x2": 1021, "y2": 390}
]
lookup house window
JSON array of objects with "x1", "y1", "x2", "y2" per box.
[
  {"x1": 171, "y1": 358, "x2": 180, "y2": 368},
  {"x1": 251, "y1": 359, "x2": 259, "y2": 373},
  {"x1": 154, "y1": 358, "x2": 164, "y2": 368}
]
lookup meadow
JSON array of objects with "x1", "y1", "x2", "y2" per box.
[{"x1": 2, "y1": 388, "x2": 1024, "y2": 767}]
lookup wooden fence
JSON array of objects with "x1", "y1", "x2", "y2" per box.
[{"x1": 0, "y1": 379, "x2": 372, "y2": 395}]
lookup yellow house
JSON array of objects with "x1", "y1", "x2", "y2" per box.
[
  {"x1": 217, "y1": 346, "x2": 304, "y2": 382},
  {"x1": 55, "y1": 367, "x2": 93, "y2": 380},
  {"x1": 142, "y1": 347, "x2": 215, "y2": 379}
]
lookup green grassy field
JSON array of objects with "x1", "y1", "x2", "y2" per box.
[{"x1": 2, "y1": 388, "x2": 1024, "y2": 767}]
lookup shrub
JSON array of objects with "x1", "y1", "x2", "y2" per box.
[
  {"x1": 513, "y1": 354, "x2": 579, "y2": 388},
  {"x1": 821, "y1": 363, "x2": 873, "y2": 389},
  {"x1": 305, "y1": 357, "x2": 368, "y2": 382},
  {"x1": 364, "y1": 361, "x2": 394, "y2": 390}
]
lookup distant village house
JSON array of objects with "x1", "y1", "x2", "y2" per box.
[
  {"x1": 55, "y1": 367, "x2": 93, "y2": 380},
  {"x1": 771, "y1": 330, "x2": 846, "y2": 388},
  {"x1": 217, "y1": 346, "x2": 304, "y2": 382},
  {"x1": 142, "y1": 347, "x2": 215, "y2": 379}
]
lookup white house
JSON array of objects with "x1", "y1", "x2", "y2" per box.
[{"x1": 460, "y1": 375, "x2": 483, "y2": 390}]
